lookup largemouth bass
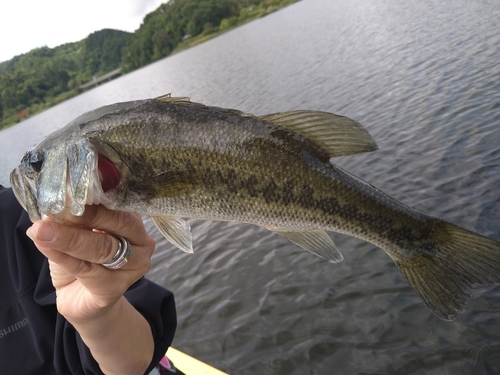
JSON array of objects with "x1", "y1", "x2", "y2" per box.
[{"x1": 10, "y1": 95, "x2": 500, "y2": 320}]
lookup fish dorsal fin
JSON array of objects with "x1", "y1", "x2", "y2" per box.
[
  {"x1": 156, "y1": 94, "x2": 254, "y2": 117},
  {"x1": 268, "y1": 228, "x2": 344, "y2": 263},
  {"x1": 259, "y1": 110, "x2": 378, "y2": 158},
  {"x1": 156, "y1": 93, "x2": 193, "y2": 106},
  {"x1": 151, "y1": 216, "x2": 194, "y2": 253},
  {"x1": 155, "y1": 96, "x2": 376, "y2": 157}
]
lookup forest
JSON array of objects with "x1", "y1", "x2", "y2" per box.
[{"x1": 0, "y1": 0, "x2": 298, "y2": 129}]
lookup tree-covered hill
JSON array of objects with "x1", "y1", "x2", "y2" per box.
[
  {"x1": 124, "y1": 0, "x2": 298, "y2": 71},
  {"x1": 0, "y1": 0, "x2": 298, "y2": 129},
  {"x1": 124, "y1": 0, "x2": 239, "y2": 71},
  {"x1": 0, "y1": 29, "x2": 130, "y2": 128}
]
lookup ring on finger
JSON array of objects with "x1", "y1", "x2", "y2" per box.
[{"x1": 102, "y1": 236, "x2": 131, "y2": 270}]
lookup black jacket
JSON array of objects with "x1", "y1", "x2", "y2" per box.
[{"x1": 0, "y1": 186, "x2": 177, "y2": 374}]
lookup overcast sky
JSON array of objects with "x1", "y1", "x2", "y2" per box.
[{"x1": 0, "y1": 0, "x2": 166, "y2": 63}]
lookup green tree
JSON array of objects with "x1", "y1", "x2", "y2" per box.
[{"x1": 80, "y1": 29, "x2": 131, "y2": 79}]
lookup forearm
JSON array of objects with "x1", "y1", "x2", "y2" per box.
[{"x1": 69, "y1": 296, "x2": 154, "y2": 375}]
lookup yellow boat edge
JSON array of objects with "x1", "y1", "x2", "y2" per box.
[{"x1": 166, "y1": 347, "x2": 229, "y2": 375}]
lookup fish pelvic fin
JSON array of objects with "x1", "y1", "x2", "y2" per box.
[
  {"x1": 268, "y1": 228, "x2": 344, "y2": 263},
  {"x1": 394, "y1": 220, "x2": 500, "y2": 321},
  {"x1": 258, "y1": 110, "x2": 378, "y2": 158},
  {"x1": 151, "y1": 216, "x2": 194, "y2": 254}
]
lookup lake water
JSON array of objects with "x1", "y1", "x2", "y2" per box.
[{"x1": 2, "y1": 0, "x2": 500, "y2": 373}]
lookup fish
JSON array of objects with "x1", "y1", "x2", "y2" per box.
[{"x1": 10, "y1": 94, "x2": 500, "y2": 321}]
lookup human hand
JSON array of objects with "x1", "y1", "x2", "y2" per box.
[{"x1": 27, "y1": 205, "x2": 156, "y2": 323}]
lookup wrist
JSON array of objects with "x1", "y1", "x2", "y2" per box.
[
  {"x1": 67, "y1": 296, "x2": 154, "y2": 375},
  {"x1": 64, "y1": 296, "x2": 124, "y2": 328}
]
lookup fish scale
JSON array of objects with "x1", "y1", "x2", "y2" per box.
[{"x1": 10, "y1": 95, "x2": 500, "y2": 321}]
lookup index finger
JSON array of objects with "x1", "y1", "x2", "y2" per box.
[{"x1": 65, "y1": 205, "x2": 146, "y2": 245}]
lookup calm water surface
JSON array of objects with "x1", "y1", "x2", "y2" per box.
[{"x1": 2, "y1": 1, "x2": 500, "y2": 373}]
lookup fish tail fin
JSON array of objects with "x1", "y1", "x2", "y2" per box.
[{"x1": 394, "y1": 220, "x2": 500, "y2": 320}]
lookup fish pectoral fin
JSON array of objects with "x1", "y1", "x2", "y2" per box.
[
  {"x1": 151, "y1": 216, "x2": 194, "y2": 254},
  {"x1": 132, "y1": 169, "x2": 201, "y2": 200},
  {"x1": 259, "y1": 111, "x2": 378, "y2": 158},
  {"x1": 268, "y1": 228, "x2": 343, "y2": 263}
]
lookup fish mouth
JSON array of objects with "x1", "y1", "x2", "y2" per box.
[
  {"x1": 10, "y1": 138, "x2": 119, "y2": 222},
  {"x1": 52, "y1": 142, "x2": 114, "y2": 218}
]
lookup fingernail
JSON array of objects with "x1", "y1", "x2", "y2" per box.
[{"x1": 27, "y1": 221, "x2": 57, "y2": 242}]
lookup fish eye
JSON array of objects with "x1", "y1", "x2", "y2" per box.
[{"x1": 28, "y1": 151, "x2": 44, "y2": 172}]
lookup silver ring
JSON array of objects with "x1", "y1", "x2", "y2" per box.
[{"x1": 102, "y1": 236, "x2": 131, "y2": 270}]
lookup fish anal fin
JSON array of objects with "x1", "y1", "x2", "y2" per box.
[
  {"x1": 268, "y1": 228, "x2": 343, "y2": 263},
  {"x1": 151, "y1": 216, "x2": 194, "y2": 254},
  {"x1": 259, "y1": 110, "x2": 378, "y2": 158}
]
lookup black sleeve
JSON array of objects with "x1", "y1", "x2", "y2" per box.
[
  {"x1": 0, "y1": 186, "x2": 177, "y2": 375},
  {"x1": 51, "y1": 278, "x2": 177, "y2": 375},
  {"x1": 124, "y1": 279, "x2": 177, "y2": 373}
]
